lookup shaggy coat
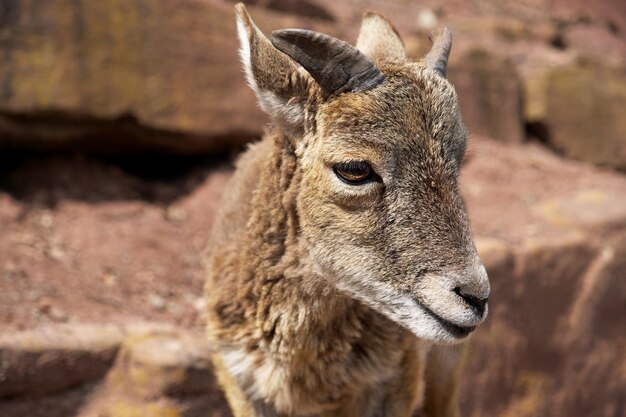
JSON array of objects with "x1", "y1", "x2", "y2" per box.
[{"x1": 205, "y1": 4, "x2": 489, "y2": 417}]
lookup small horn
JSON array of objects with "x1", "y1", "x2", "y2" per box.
[
  {"x1": 271, "y1": 29, "x2": 385, "y2": 96},
  {"x1": 424, "y1": 28, "x2": 452, "y2": 77}
]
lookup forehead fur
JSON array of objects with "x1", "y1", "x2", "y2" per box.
[{"x1": 317, "y1": 63, "x2": 466, "y2": 159}]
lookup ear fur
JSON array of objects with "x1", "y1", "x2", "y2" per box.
[
  {"x1": 356, "y1": 11, "x2": 406, "y2": 63},
  {"x1": 235, "y1": 4, "x2": 310, "y2": 133}
]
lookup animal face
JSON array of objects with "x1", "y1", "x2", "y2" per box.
[{"x1": 236, "y1": 5, "x2": 489, "y2": 343}]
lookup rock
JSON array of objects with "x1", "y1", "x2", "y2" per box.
[
  {"x1": 451, "y1": 17, "x2": 626, "y2": 171},
  {"x1": 590, "y1": 234, "x2": 626, "y2": 341},
  {"x1": 82, "y1": 394, "x2": 231, "y2": 417},
  {"x1": 458, "y1": 231, "x2": 626, "y2": 417},
  {"x1": 447, "y1": 49, "x2": 525, "y2": 143},
  {"x1": 507, "y1": 234, "x2": 597, "y2": 343},
  {"x1": 475, "y1": 237, "x2": 514, "y2": 309},
  {"x1": 164, "y1": 206, "x2": 188, "y2": 224},
  {"x1": 541, "y1": 59, "x2": 626, "y2": 170},
  {"x1": 537, "y1": 232, "x2": 626, "y2": 417},
  {"x1": 489, "y1": 232, "x2": 597, "y2": 344},
  {"x1": 475, "y1": 237, "x2": 513, "y2": 276},
  {"x1": 0, "y1": 325, "x2": 230, "y2": 417},
  {"x1": 560, "y1": 24, "x2": 626, "y2": 63},
  {"x1": 450, "y1": 16, "x2": 559, "y2": 46},
  {"x1": 105, "y1": 327, "x2": 215, "y2": 399},
  {"x1": 0, "y1": 382, "x2": 98, "y2": 417},
  {"x1": 520, "y1": 51, "x2": 626, "y2": 171},
  {"x1": 559, "y1": 233, "x2": 626, "y2": 415},
  {"x1": 231, "y1": 0, "x2": 335, "y2": 21},
  {"x1": 83, "y1": 327, "x2": 230, "y2": 417},
  {"x1": 0, "y1": 1, "x2": 339, "y2": 155},
  {"x1": 148, "y1": 294, "x2": 168, "y2": 312},
  {"x1": 0, "y1": 324, "x2": 124, "y2": 398},
  {"x1": 91, "y1": 399, "x2": 183, "y2": 417},
  {"x1": 416, "y1": 9, "x2": 438, "y2": 31},
  {"x1": 515, "y1": 44, "x2": 576, "y2": 133},
  {"x1": 535, "y1": 189, "x2": 626, "y2": 232}
]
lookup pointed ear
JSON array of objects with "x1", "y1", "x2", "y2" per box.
[
  {"x1": 356, "y1": 11, "x2": 406, "y2": 63},
  {"x1": 424, "y1": 28, "x2": 452, "y2": 77},
  {"x1": 235, "y1": 4, "x2": 310, "y2": 133}
]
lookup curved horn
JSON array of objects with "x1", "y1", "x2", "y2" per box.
[
  {"x1": 271, "y1": 29, "x2": 385, "y2": 97},
  {"x1": 424, "y1": 28, "x2": 452, "y2": 77}
]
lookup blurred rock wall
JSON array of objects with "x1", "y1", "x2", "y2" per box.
[
  {"x1": 0, "y1": 1, "x2": 625, "y2": 417},
  {"x1": 0, "y1": 0, "x2": 625, "y2": 167},
  {"x1": 0, "y1": 0, "x2": 336, "y2": 154}
]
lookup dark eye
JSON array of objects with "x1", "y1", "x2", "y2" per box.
[{"x1": 333, "y1": 161, "x2": 376, "y2": 185}]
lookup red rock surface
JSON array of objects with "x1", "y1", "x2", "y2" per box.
[
  {"x1": 1, "y1": 1, "x2": 626, "y2": 416},
  {"x1": 0, "y1": 0, "x2": 339, "y2": 154},
  {"x1": 0, "y1": 154, "x2": 232, "y2": 331},
  {"x1": 2, "y1": 0, "x2": 626, "y2": 168},
  {"x1": 1, "y1": 138, "x2": 626, "y2": 416}
]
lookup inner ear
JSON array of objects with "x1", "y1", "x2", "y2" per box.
[
  {"x1": 235, "y1": 4, "x2": 312, "y2": 134},
  {"x1": 356, "y1": 11, "x2": 406, "y2": 63}
]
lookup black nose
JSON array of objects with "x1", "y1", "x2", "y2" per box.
[{"x1": 454, "y1": 287, "x2": 488, "y2": 317}]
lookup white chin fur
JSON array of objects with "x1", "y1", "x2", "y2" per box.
[
  {"x1": 310, "y1": 251, "x2": 477, "y2": 344},
  {"x1": 332, "y1": 274, "x2": 472, "y2": 344}
]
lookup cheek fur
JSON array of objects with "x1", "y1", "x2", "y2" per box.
[{"x1": 300, "y1": 165, "x2": 383, "y2": 216}]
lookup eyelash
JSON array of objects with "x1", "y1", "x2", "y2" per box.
[{"x1": 332, "y1": 161, "x2": 379, "y2": 185}]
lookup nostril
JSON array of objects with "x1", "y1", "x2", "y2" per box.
[{"x1": 454, "y1": 287, "x2": 488, "y2": 317}]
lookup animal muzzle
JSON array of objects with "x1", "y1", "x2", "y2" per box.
[
  {"x1": 417, "y1": 262, "x2": 490, "y2": 328},
  {"x1": 452, "y1": 262, "x2": 490, "y2": 319}
]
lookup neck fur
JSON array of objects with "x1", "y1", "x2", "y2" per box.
[
  {"x1": 243, "y1": 131, "x2": 300, "y2": 272},
  {"x1": 238, "y1": 131, "x2": 359, "y2": 342}
]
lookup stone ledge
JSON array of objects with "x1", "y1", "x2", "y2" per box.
[
  {"x1": 0, "y1": 324, "x2": 229, "y2": 417},
  {"x1": 0, "y1": 1, "x2": 340, "y2": 155},
  {"x1": 0, "y1": 324, "x2": 125, "y2": 398}
]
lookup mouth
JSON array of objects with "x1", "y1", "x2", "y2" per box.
[{"x1": 414, "y1": 299, "x2": 476, "y2": 339}]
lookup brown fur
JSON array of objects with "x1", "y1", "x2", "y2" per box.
[{"x1": 205, "y1": 5, "x2": 489, "y2": 416}]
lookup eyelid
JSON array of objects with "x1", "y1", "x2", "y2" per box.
[
  {"x1": 337, "y1": 160, "x2": 371, "y2": 174},
  {"x1": 334, "y1": 169, "x2": 370, "y2": 185},
  {"x1": 333, "y1": 161, "x2": 384, "y2": 186},
  {"x1": 323, "y1": 157, "x2": 390, "y2": 183}
]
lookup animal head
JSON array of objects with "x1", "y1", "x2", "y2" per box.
[{"x1": 235, "y1": 4, "x2": 490, "y2": 344}]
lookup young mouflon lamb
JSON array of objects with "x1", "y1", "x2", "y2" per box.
[{"x1": 205, "y1": 4, "x2": 490, "y2": 417}]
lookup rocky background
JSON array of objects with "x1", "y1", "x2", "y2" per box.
[{"x1": 0, "y1": 0, "x2": 625, "y2": 416}]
